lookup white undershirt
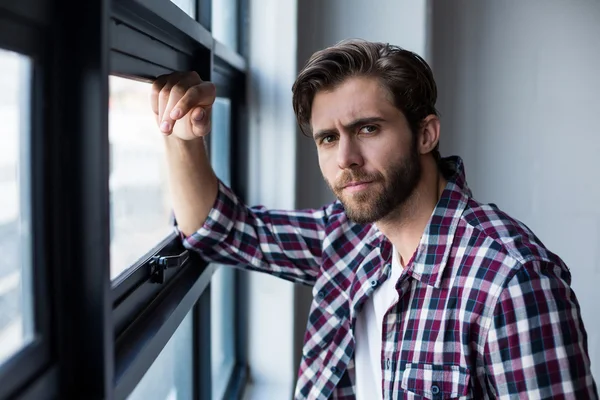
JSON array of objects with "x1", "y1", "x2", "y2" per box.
[{"x1": 354, "y1": 246, "x2": 403, "y2": 400}]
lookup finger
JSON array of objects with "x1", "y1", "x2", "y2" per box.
[
  {"x1": 150, "y1": 74, "x2": 170, "y2": 117},
  {"x1": 168, "y1": 81, "x2": 216, "y2": 121},
  {"x1": 160, "y1": 76, "x2": 202, "y2": 134},
  {"x1": 191, "y1": 105, "x2": 212, "y2": 137},
  {"x1": 157, "y1": 74, "x2": 183, "y2": 133}
]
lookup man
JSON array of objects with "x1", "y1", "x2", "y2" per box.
[{"x1": 152, "y1": 39, "x2": 598, "y2": 399}]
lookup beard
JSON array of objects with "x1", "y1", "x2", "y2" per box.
[{"x1": 326, "y1": 142, "x2": 422, "y2": 224}]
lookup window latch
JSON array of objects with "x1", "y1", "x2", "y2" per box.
[{"x1": 149, "y1": 250, "x2": 189, "y2": 284}]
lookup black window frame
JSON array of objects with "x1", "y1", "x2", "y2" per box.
[
  {"x1": 206, "y1": 41, "x2": 248, "y2": 400},
  {"x1": 0, "y1": 2, "x2": 53, "y2": 399},
  {"x1": 0, "y1": 0, "x2": 250, "y2": 398}
]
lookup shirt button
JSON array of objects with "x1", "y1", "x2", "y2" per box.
[
  {"x1": 431, "y1": 385, "x2": 440, "y2": 395},
  {"x1": 317, "y1": 291, "x2": 325, "y2": 300},
  {"x1": 330, "y1": 366, "x2": 338, "y2": 374},
  {"x1": 370, "y1": 280, "x2": 378, "y2": 287}
]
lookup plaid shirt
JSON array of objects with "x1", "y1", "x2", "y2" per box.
[{"x1": 181, "y1": 156, "x2": 598, "y2": 399}]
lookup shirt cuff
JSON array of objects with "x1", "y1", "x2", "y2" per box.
[{"x1": 174, "y1": 180, "x2": 240, "y2": 251}]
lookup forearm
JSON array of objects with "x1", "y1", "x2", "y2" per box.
[
  {"x1": 181, "y1": 182, "x2": 333, "y2": 286},
  {"x1": 164, "y1": 135, "x2": 218, "y2": 237}
]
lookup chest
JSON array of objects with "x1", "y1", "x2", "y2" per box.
[{"x1": 301, "y1": 250, "x2": 489, "y2": 399}]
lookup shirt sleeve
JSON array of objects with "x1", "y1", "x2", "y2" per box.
[
  {"x1": 484, "y1": 261, "x2": 598, "y2": 399},
  {"x1": 176, "y1": 180, "x2": 333, "y2": 286}
]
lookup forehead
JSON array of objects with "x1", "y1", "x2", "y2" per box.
[{"x1": 310, "y1": 76, "x2": 397, "y2": 129}]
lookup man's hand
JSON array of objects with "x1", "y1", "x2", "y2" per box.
[{"x1": 151, "y1": 71, "x2": 216, "y2": 140}]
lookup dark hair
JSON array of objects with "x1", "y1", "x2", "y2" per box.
[{"x1": 292, "y1": 39, "x2": 440, "y2": 161}]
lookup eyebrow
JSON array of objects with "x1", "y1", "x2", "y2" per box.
[{"x1": 312, "y1": 117, "x2": 386, "y2": 142}]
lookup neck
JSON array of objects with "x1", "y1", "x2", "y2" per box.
[{"x1": 376, "y1": 159, "x2": 447, "y2": 267}]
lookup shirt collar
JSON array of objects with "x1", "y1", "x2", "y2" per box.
[{"x1": 369, "y1": 155, "x2": 472, "y2": 288}]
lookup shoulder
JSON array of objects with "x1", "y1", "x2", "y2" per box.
[
  {"x1": 460, "y1": 198, "x2": 563, "y2": 268},
  {"x1": 448, "y1": 197, "x2": 572, "y2": 308}
]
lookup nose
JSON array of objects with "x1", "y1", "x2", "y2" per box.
[{"x1": 337, "y1": 136, "x2": 364, "y2": 169}]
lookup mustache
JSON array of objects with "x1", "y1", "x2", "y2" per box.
[{"x1": 334, "y1": 170, "x2": 383, "y2": 191}]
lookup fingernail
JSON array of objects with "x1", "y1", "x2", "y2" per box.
[
  {"x1": 194, "y1": 109, "x2": 205, "y2": 121},
  {"x1": 160, "y1": 121, "x2": 171, "y2": 132},
  {"x1": 170, "y1": 108, "x2": 181, "y2": 119}
]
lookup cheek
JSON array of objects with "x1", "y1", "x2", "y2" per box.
[
  {"x1": 359, "y1": 145, "x2": 384, "y2": 169},
  {"x1": 368, "y1": 136, "x2": 408, "y2": 165},
  {"x1": 317, "y1": 149, "x2": 337, "y2": 181}
]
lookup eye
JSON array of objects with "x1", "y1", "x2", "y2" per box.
[
  {"x1": 321, "y1": 134, "x2": 337, "y2": 144},
  {"x1": 359, "y1": 125, "x2": 378, "y2": 134}
]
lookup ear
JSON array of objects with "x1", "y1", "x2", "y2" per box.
[{"x1": 417, "y1": 115, "x2": 440, "y2": 155}]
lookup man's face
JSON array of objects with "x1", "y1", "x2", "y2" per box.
[{"x1": 311, "y1": 76, "x2": 422, "y2": 224}]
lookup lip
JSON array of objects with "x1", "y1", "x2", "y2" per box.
[{"x1": 343, "y1": 181, "x2": 373, "y2": 193}]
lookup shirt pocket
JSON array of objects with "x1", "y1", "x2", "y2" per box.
[{"x1": 401, "y1": 363, "x2": 471, "y2": 399}]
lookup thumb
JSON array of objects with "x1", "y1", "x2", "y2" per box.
[{"x1": 191, "y1": 106, "x2": 212, "y2": 137}]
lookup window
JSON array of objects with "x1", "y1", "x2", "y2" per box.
[
  {"x1": 109, "y1": 1, "x2": 248, "y2": 399},
  {"x1": 212, "y1": 0, "x2": 238, "y2": 50},
  {"x1": 108, "y1": 76, "x2": 173, "y2": 280},
  {"x1": 0, "y1": 0, "x2": 249, "y2": 398},
  {"x1": 170, "y1": 0, "x2": 196, "y2": 18},
  {"x1": 0, "y1": 49, "x2": 34, "y2": 366},
  {"x1": 210, "y1": 98, "x2": 236, "y2": 399},
  {"x1": 0, "y1": 7, "x2": 53, "y2": 399},
  {"x1": 211, "y1": 266, "x2": 236, "y2": 399},
  {"x1": 128, "y1": 311, "x2": 194, "y2": 400}
]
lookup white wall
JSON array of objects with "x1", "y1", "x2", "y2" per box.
[{"x1": 430, "y1": 0, "x2": 600, "y2": 381}]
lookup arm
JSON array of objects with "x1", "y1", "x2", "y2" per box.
[
  {"x1": 151, "y1": 71, "x2": 218, "y2": 237},
  {"x1": 163, "y1": 136, "x2": 217, "y2": 238},
  {"x1": 152, "y1": 71, "x2": 326, "y2": 285},
  {"x1": 181, "y1": 180, "x2": 330, "y2": 285},
  {"x1": 484, "y1": 261, "x2": 598, "y2": 399}
]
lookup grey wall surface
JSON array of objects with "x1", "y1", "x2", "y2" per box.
[
  {"x1": 294, "y1": 0, "x2": 600, "y2": 385},
  {"x1": 431, "y1": 0, "x2": 600, "y2": 381},
  {"x1": 247, "y1": 1, "x2": 600, "y2": 395}
]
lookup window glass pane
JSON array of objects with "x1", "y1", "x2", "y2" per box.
[
  {"x1": 212, "y1": 0, "x2": 238, "y2": 50},
  {"x1": 170, "y1": 0, "x2": 196, "y2": 19},
  {"x1": 211, "y1": 266, "x2": 235, "y2": 399},
  {"x1": 210, "y1": 98, "x2": 236, "y2": 399},
  {"x1": 0, "y1": 49, "x2": 34, "y2": 365},
  {"x1": 128, "y1": 311, "x2": 194, "y2": 400},
  {"x1": 210, "y1": 98, "x2": 231, "y2": 186},
  {"x1": 109, "y1": 76, "x2": 172, "y2": 280}
]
